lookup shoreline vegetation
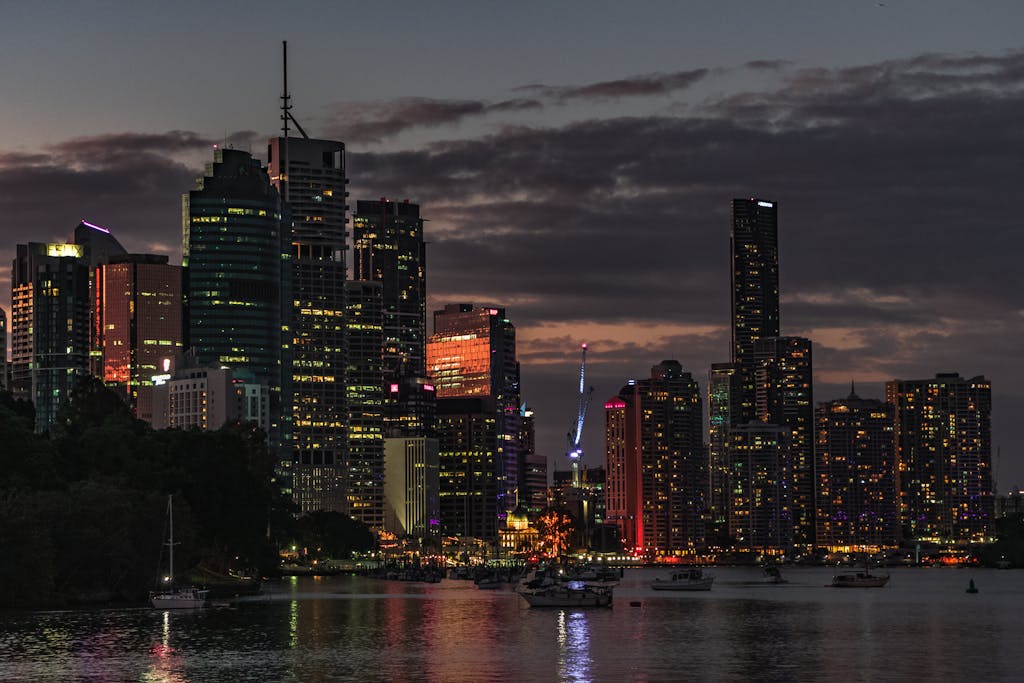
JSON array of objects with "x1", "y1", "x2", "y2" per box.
[{"x1": 0, "y1": 378, "x2": 372, "y2": 609}]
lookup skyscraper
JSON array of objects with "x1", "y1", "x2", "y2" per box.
[
  {"x1": 183, "y1": 148, "x2": 288, "y2": 456},
  {"x1": 0, "y1": 307, "x2": 7, "y2": 390},
  {"x1": 707, "y1": 362, "x2": 739, "y2": 542},
  {"x1": 434, "y1": 397, "x2": 500, "y2": 540},
  {"x1": 606, "y1": 361, "x2": 705, "y2": 556},
  {"x1": 727, "y1": 424, "x2": 793, "y2": 553},
  {"x1": 92, "y1": 254, "x2": 182, "y2": 420},
  {"x1": 352, "y1": 198, "x2": 427, "y2": 379},
  {"x1": 342, "y1": 280, "x2": 384, "y2": 528},
  {"x1": 427, "y1": 304, "x2": 521, "y2": 523},
  {"x1": 10, "y1": 242, "x2": 91, "y2": 430},
  {"x1": 815, "y1": 389, "x2": 898, "y2": 551},
  {"x1": 268, "y1": 136, "x2": 348, "y2": 513},
  {"x1": 886, "y1": 373, "x2": 993, "y2": 544},
  {"x1": 731, "y1": 198, "x2": 779, "y2": 424},
  {"x1": 754, "y1": 336, "x2": 813, "y2": 546}
]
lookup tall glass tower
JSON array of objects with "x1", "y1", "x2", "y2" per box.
[
  {"x1": 183, "y1": 149, "x2": 289, "y2": 456},
  {"x1": 731, "y1": 198, "x2": 780, "y2": 424}
]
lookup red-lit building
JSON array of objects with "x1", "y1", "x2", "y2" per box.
[{"x1": 92, "y1": 254, "x2": 182, "y2": 420}]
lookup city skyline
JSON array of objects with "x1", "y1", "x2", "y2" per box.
[{"x1": 1, "y1": 3, "x2": 1022, "y2": 487}]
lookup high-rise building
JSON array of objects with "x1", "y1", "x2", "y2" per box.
[
  {"x1": 727, "y1": 424, "x2": 793, "y2": 553},
  {"x1": 384, "y1": 436, "x2": 440, "y2": 539},
  {"x1": 92, "y1": 254, "x2": 182, "y2": 420},
  {"x1": 352, "y1": 198, "x2": 426, "y2": 378},
  {"x1": 268, "y1": 137, "x2": 348, "y2": 513},
  {"x1": 11, "y1": 242, "x2": 90, "y2": 430},
  {"x1": 886, "y1": 373, "x2": 993, "y2": 544},
  {"x1": 0, "y1": 306, "x2": 7, "y2": 390},
  {"x1": 427, "y1": 304, "x2": 520, "y2": 523},
  {"x1": 731, "y1": 198, "x2": 779, "y2": 424},
  {"x1": 605, "y1": 362, "x2": 705, "y2": 556},
  {"x1": 707, "y1": 362, "x2": 739, "y2": 542},
  {"x1": 342, "y1": 280, "x2": 384, "y2": 528},
  {"x1": 815, "y1": 389, "x2": 897, "y2": 551},
  {"x1": 754, "y1": 336, "x2": 813, "y2": 546},
  {"x1": 604, "y1": 391, "x2": 642, "y2": 551},
  {"x1": 183, "y1": 148, "x2": 289, "y2": 457},
  {"x1": 435, "y1": 397, "x2": 499, "y2": 540},
  {"x1": 151, "y1": 365, "x2": 268, "y2": 433},
  {"x1": 519, "y1": 404, "x2": 548, "y2": 520}
]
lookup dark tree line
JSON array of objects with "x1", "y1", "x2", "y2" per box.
[{"x1": 0, "y1": 376, "x2": 373, "y2": 607}]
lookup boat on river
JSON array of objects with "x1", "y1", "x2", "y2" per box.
[
  {"x1": 650, "y1": 568, "x2": 714, "y2": 591},
  {"x1": 762, "y1": 566, "x2": 788, "y2": 584},
  {"x1": 829, "y1": 570, "x2": 889, "y2": 588},
  {"x1": 518, "y1": 580, "x2": 613, "y2": 608},
  {"x1": 150, "y1": 495, "x2": 209, "y2": 609}
]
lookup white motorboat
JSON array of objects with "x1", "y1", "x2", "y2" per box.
[
  {"x1": 518, "y1": 580, "x2": 613, "y2": 608},
  {"x1": 650, "y1": 568, "x2": 714, "y2": 591},
  {"x1": 150, "y1": 495, "x2": 209, "y2": 609}
]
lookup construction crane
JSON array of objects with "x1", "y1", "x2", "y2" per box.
[{"x1": 566, "y1": 343, "x2": 595, "y2": 489}]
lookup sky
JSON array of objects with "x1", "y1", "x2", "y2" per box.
[{"x1": 1, "y1": 1, "x2": 1022, "y2": 489}]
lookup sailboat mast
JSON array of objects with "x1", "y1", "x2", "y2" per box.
[{"x1": 168, "y1": 495, "x2": 174, "y2": 586}]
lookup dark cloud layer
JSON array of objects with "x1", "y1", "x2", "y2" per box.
[{"x1": 1, "y1": 50, "x2": 1021, "y2": 487}]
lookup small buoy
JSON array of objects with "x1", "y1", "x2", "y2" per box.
[
  {"x1": 966, "y1": 578, "x2": 978, "y2": 594},
  {"x1": 629, "y1": 601, "x2": 642, "y2": 607}
]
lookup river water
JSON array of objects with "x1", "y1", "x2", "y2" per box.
[{"x1": 1, "y1": 567, "x2": 1020, "y2": 682}]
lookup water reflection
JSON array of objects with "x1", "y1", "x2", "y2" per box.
[
  {"x1": 557, "y1": 610, "x2": 593, "y2": 682},
  {"x1": 144, "y1": 611, "x2": 185, "y2": 683}
]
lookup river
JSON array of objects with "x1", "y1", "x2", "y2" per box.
[{"x1": 1, "y1": 567, "x2": 1021, "y2": 682}]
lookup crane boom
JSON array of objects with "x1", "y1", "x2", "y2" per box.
[{"x1": 567, "y1": 343, "x2": 594, "y2": 488}]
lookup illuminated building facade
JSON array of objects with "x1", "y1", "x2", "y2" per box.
[
  {"x1": 731, "y1": 198, "x2": 780, "y2": 424},
  {"x1": 341, "y1": 280, "x2": 384, "y2": 528},
  {"x1": 183, "y1": 148, "x2": 288, "y2": 456},
  {"x1": 606, "y1": 362, "x2": 705, "y2": 556},
  {"x1": 92, "y1": 254, "x2": 182, "y2": 420},
  {"x1": 435, "y1": 397, "x2": 500, "y2": 540},
  {"x1": 604, "y1": 392, "x2": 642, "y2": 551},
  {"x1": 0, "y1": 307, "x2": 6, "y2": 389},
  {"x1": 383, "y1": 436, "x2": 440, "y2": 539},
  {"x1": 754, "y1": 336, "x2": 814, "y2": 546},
  {"x1": 707, "y1": 362, "x2": 739, "y2": 542},
  {"x1": 151, "y1": 365, "x2": 269, "y2": 432},
  {"x1": 427, "y1": 304, "x2": 520, "y2": 523},
  {"x1": 815, "y1": 390, "x2": 897, "y2": 551},
  {"x1": 10, "y1": 242, "x2": 90, "y2": 430},
  {"x1": 886, "y1": 373, "x2": 993, "y2": 544},
  {"x1": 352, "y1": 198, "x2": 426, "y2": 378},
  {"x1": 268, "y1": 137, "x2": 348, "y2": 512},
  {"x1": 727, "y1": 423, "x2": 793, "y2": 552},
  {"x1": 519, "y1": 405, "x2": 548, "y2": 520}
]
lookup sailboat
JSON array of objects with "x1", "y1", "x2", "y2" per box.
[{"x1": 150, "y1": 495, "x2": 209, "y2": 609}]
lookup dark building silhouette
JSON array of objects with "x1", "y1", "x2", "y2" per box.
[
  {"x1": 435, "y1": 397, "x2": 499, "y2": 540},
  {"x1": 754, "y1": 336, "x2": 813, "y2": 546},
  {"x1": 886, "y1": 373, "x2": 993, "y2": 544},
  {"x1": 731, "y1": 198, "x2": 779, "y2": 424},
  {"x1": 815, "y1": 389, "x2": 898, "y2": 551}
]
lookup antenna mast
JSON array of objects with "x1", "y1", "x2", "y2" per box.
[{"x1": 566, "y1": 343, "x2": 594, "y2": 488}]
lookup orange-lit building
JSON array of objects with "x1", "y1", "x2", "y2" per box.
[{"x1": 92, "y1": 254, "x2": 182, "y2": 420}]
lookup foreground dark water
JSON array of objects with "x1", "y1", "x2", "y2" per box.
[{"x1": 1, "y1": 567, "x2": 1021, "y2": 682}]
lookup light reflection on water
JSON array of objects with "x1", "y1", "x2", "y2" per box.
[{"x1": 1, "y1": 567, "x2": 1022, "y2": 682}]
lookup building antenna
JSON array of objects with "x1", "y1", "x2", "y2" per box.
[{"x1": 281, "y1": 40, "x2": 290, "y2": 204}]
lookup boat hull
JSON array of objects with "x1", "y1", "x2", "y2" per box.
[
  {"x1": 151, "y1": 588, "x2": 210, "y2": 609},
  {"x1": 830, "y1": 574, "x2": 889, "y2": 588},
  {"x1": 518, "y1": 588, "x2": 613, "y2": 608}
]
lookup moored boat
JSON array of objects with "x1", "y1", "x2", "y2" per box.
[
  {"x1": 650, "y1": 568, "x2": 714, "y2": 591},
  {"x1": 829, "y1": 571, "x2": 889, "y2": 588},
  {"x1": 762, "y1": 566, "x2": 788, "y2": 584},
  {"x1": 518, "y1": 580, "x2": 613, "y2": 608},
  {"x1": 150, "y1": 495, "x2": 209, "y2": 609}
]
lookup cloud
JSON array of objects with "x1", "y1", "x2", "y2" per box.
[{"x1": 516, "y1": 68, "x2": 710, "y2": 102}]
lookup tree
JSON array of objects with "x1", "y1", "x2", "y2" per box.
[{"x1": 535, "y1": 508, "x2": 577, "y2": 559}]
